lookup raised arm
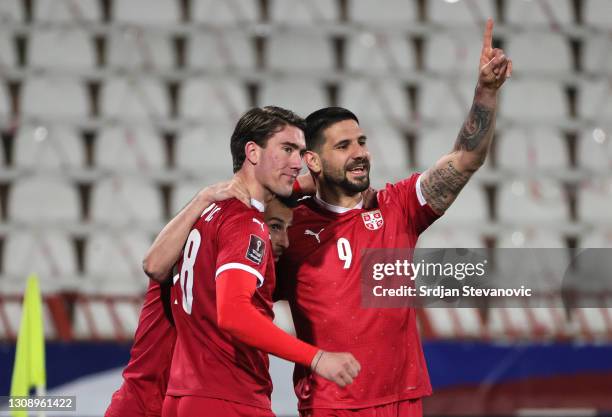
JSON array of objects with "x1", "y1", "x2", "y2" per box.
[
  {"x1": 420, "y1": 19, "x2": 512, "y2": 215},
  {"x1": 142, "y1": 178, "x2": 251, "y2": 282}
]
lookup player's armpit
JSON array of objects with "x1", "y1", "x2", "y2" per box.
[{"x1": 215, "y1": 269, "x2": 319, "y2": 367}]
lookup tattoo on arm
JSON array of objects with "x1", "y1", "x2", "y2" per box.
[
  {"x1": 455, "y1": 102, "x2": 493, "y2": 152},
  {"x1": 420, "y1": 161, "x2": 470, "y2": 214}
]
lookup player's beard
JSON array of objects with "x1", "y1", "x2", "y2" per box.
[{"x1": 322, "y1": 157, "x2": 370, "y2": 194}]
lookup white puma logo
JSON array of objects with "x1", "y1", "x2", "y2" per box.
[
  {"x1": 304, "y1": 228, "x2": 324, "y2": 243},
  {"x1": 252, "y1": 218, "x2": 265, "y2": 231}
]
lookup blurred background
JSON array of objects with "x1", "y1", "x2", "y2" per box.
[{"x1": 0, "y1": 0, "x2": 611, "y2": 415}]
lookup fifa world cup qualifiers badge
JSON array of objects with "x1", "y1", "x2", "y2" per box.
[{"x1": 246, "y1": 234, "x2": 266, "y2": 264}]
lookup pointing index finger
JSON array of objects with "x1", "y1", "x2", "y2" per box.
[{"x1": 482, "y1": 18, "x2": 494, "y2": 53}]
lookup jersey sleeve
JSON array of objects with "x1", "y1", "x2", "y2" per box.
[
  {"x1": 383, "y1": 173, "x2": 441, "y2": 235},
  {"x1": 214, "y1": 210, "x2": 270, "y2": 287}
]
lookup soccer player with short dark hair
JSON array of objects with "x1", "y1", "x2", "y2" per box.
[
  {"x1": 143, "y1": 106, "x2": 360, "y2": 417},
  {"x1": 276, "y1": 19, "x2": 511, "y2": 417}
]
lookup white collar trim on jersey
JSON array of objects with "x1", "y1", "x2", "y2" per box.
[
  {"x1": 314, "y1": 193, "x2": 363, "y2": 214},
  {"x1": 250, "y1": 198, "x2": 264, "y2": 213}
]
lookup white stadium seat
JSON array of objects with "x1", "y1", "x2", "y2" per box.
[
  {"x1": 30, "y1": 29, "x2": 94, "y2": 70},
  {"x1": 4, "y1": 232, "x2": 76, "y2": 278},
  {"x1": 417, "y1": 226, "x2": 486, "y2": 248},
  {"x1": 497, "y1": 128, "x2": 567, "y2": 170},
  {"x1": 176, "y1": 125, "x2": 234, "y2": 176},
  {"x1": 500, "y1": 80, "x2": 566, "y2": 120},
  {"x1": 269, "y1": 33, "x2": 334, "y2": 71},
  {"x1": 339, "y1": 80, "x2": 409, "y2": 124},
  {"x1": 22, "y1": 78, "x2": 87, "y2": 119},
  {"x1": 193, "y1": 0, "x2": 258, "y2": 23},
  {"x1": 580, "y1": 229, "x2": 612, "y2": 248},
  {"x1": 428, "y1": 0, "x2": 494, "y2": 25},
  {"x1": 579, "y1": 179, "x2": 612, "y2": 223},
  {"x1": 115, "y1": 0, "x2": 179, "y2": 24},
  {"x1": 0, "y1": 0, "x2": 22, "y2": 22},
  {"x1": 0, "y1": 30, "x2": 15, "y2": 68},
  {"x1": 579, "y1": 129, "x2": 612, "y2": 170},
  {"x1": 270, "y1": 0, "x2": 337, "y2": 23},
  {"x1": 347, "y1": 33, "x2": 415, "y2": 72},
  {"x1": 96, "y1": 127, "x2": 165, "y2": 171},
  {"x1": 350, "y1": 0, "x2": 416, "y2": 23},
  {"x1": 0, "y1": 81, "x2": 9, "y2": 116},
  {"x1": 437, "y1": 184, "x2": 488, "y2": 224},
  {"x1": 498, "y1": 180, "x2": 567, "y2": 224},
  {"x1": 507, "y1": 33, "x2": 572, "y2": 73},
  {"x1": 108, "y1": 32, "x2": 174, "y2": 70},
  {"x1": 418, "y1": 79, "x2": 475, "y2": 124},
  {"x1": 179, "y1": 79, "x2": 248, "y2": 123},
  {"x1": 85, "y1": 232, "x2": 152, "y2": 283},
  {"x1": 584, "y1": 36, "x2": 612, "y2": 75},
  {"x1": 9, "y1": 178, "x2": 79, "y2": 222},
  {"x1": 578, "y1": 79, "x2": 612, "y2": 122},
  {"x1": 424, "y1": 32, "x2": 481, "y2": 73},
  {"x1": 34, "y1": 0, "x2": 100, "y2": 22},
  {"x1": 14, "y1": 125, "x2": 83, "y2": 168},
  {"x1": 506, "y1": 0, "x2": 572, "y2": 26},
  {"x1": 584, "y1": 0, "x2": 612, "y2": 28},
  {"x1": 91, "y1": 178, "x2": 162, "y2": 226},
  {"x1": 188, "y1": 32, "x2": 255, "y2": 70},
  {"x1": 101, "y1": 78, "x2": 168, "y2": 119},
  {"x1": 418, "y1": 128, "x2": 456, "y2": 168},
  {"x1": 359, "y1": 123, "x2": 408, "y2": 179},
  {"x1": 496, "y1": 229, "x2": 565, "y2": 248},
  {"x1": 259, "y1": 80, "x2": 327, "y2": 117}
]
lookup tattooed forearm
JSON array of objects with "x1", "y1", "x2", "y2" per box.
[
  {"x1": 420, "y1": 161, "x2": 470, "y2": 214},
  {"x1": 454, "y1": 102, "x2": 494, "y2": 152}
]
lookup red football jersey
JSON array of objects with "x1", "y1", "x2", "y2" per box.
[
  {"x1": 276, "y1": 173, "x2": 440, "y2": 410},
  {"x1": 167, "y1": 198, "x2": 276, "y2": 409},
  {"x1": 105, "y1": 280, "x2": 176, "y2": 417}
]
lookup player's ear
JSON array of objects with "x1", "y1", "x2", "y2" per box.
[
  {"x1": 245, "y1": 141, "x2": 260, "y2": 166},
  {"x1": 303, "y1": 150, "x2": 321, "y2": 175}
]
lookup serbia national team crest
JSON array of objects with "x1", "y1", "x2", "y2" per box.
[{"x1": 361, "y1": 210, "x2": 384, "y2": 231}]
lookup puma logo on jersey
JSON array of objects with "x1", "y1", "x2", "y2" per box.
[
  {"x1": 252, "y1": 217, "x2": 265, "y2": 231},
  {"x1": 304, "y1": 228, "x2": 324, "y2": 243}
]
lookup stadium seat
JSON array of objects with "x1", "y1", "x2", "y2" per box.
[
  {"x1": 506, "y1": 33, "x2": 572, "y2": 73},
  {"x1": 497, "y1": 179, "x2": 568, "y2": 224},
  {"x1": 583, "y1": 35, "x2": 612, "y2": 75},
  {"x1": 1, "y1": 294, "x2": 58, "y2": 339},
  {"x1": 34, "y1": 0, "x2": 100, "y2": 22},
  {"x1": 22, "y1": 78, "x2": 87, "y2": 119},
  {"x1": 179, "y1": 78, "x2": 248, "y2": 123},
  {"x1": 418, "y1": 79, "x2": 475, "y2": 124},
  {"x1": 30, "y1": 29, "x2": 94, "y2": 70},
  {"x1": 428, "y1": 0, "x2": 494, "y2": 25},
  {"x1": 85, "y1": 232, "x2": 152, "y2": 284},
  {"x1": 268, "y1": 33, "x2": 334, "y2": 71},
  {"x1": 418, "y1": 128, "x2": 456, "y2": 168},
  {"x1": 339, "y1": 80, "x2": 408, "y2": 124},
  {"x1": 584, "y1": 0, "x2": 612, "y2": 28},
  {"x1": 188, "y1": 32, "x2": 255, "y2": 70},
  {"x1": 497, "y1": 128, "x2": 567, "y2": 170},
  {"x1": 424, "y1": 32, "x2": 481, "y2": 73},
  {"x1": 3, "y1": 232, "x2": 77, "y2": 283},
  {"x1": 416, "y1": 226, "x2": 486, "y2": 248},
  {"x1": 499, "y1": 80, "x2": 566, "y2": 121},
  {"x1": 0, "y1": 30, "x2": 15, "y2": 68},
  {"x1": 96, "y1": 127, "x2": 165, "y2": 171},
  {"x1": 193, "y1": 0, "x2": 259, "y2": 23},
  {"x1": 578, "y1": 79, "x2": 611, "y2": 122},
  {"x1": 496, "y1": 229, "x2": 566, "y2": 248},
  {"x1": 108, "y1": 31, "x2": 174, "y2": 70},
  {"x1": 437, "y1": 183, "x2": 488, "y2": 224},
  {"x1": 506, "y1": 0, "x2": 572, "y2": 26},
  {"x1": 14, "y1": 125, "x2": 83, "y2": 168},
  {"x1": 91, "y1": 178, "x2": 162, "y2": 226},
  {"x1": 260, "y1": 80, "x2": 327, "y2": 117},
  {"x1": 578, "y1": 179, "x2": 612, "y2": 223},
  {"x1": 579, "y1": 129, "x2": 611, "y2": 170},
  {"x1": 349, "y1": 0, "x2": 416, "y2": 23},
  {"x1": 269, "y1": 0, "x2": 337, "y2": 23},
  {"x1": 0, "y1": 81, "x2": 9, "y2": 116},
  {"x1": 9, "y1": 178, "x2": 79, "y2": 222},
  {"x1": 101, "y1": 77, "x2": 169, "y2": 119},
  {"x1": 360, "y1": 123, "x2": 408, "y2": 179},
  {"x1": 0, "y1": 0, "x2": 21, "y2": 22},
  {"x1": 580, "y1": 229, "x2": 612, "y2": 248},
  {"x1": 176, "y1": 125, "x2": 234, "y2": 176},
  {"x1": 115, "y1": 0, "x2": 179, "y2": 24},
  {"x1": 346, "y1": 33, "x2": 415, "y2": 72}
]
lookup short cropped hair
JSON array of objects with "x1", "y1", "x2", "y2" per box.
[
  {"x1": 304, "y1": 107, "x2": 360, "y2": 151},
  {"x1": 230, "y1": 106, "x2": 305, "y2": 173}
]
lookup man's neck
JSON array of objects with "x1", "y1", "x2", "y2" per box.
[
  {"x1": 316, "y1": 182, "x2": 362, "y2": 209},
  {"x1": 235, "y1": 169, "x2": 269, "y2": 208}
]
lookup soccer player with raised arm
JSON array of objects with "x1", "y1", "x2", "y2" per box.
[
  {"x1": 145, "y1": 106, "x2": 360, "y2": 417},
  {"x1": 276, "y1": 19, "x2": 512, "y2": 417}
]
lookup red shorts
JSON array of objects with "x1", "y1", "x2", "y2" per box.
[
  {"x1": 162, "y1": 395, "x2": 275, "y2": 417},
  {"x1": 299, "y1": 399, "x2": 422, "y2": 417}
]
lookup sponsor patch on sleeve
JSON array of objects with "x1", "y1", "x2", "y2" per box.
[{"x1": 245, "y1": 234, "x2": 266, "y2": 265}]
